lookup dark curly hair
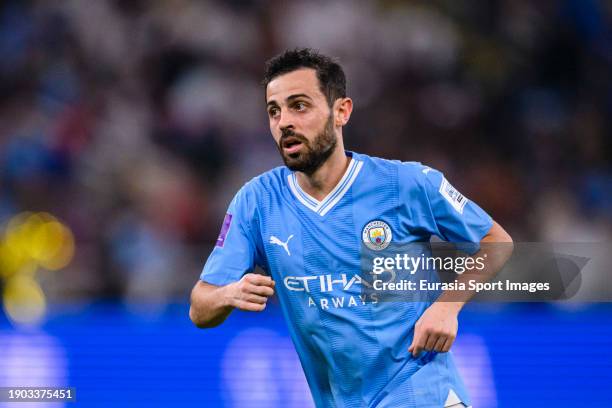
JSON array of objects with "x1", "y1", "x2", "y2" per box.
[{"x1": 262, "y1": 48, "x2": 346, "y2": 107}]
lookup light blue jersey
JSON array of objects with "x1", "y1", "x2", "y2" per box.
[{"x1": 201, "y1": 152, "x2": 492, "y2": 408}]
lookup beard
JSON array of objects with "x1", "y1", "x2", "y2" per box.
[{"x1": 277, "y1": 114, "x2": 337, "y2": 175}]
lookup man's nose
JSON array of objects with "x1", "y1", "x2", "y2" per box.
[{"x1": 278, "y1": 110, "x2": 295, "y2": 132}]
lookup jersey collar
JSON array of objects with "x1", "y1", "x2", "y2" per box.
[{"x1": 287, "y1": 156, "x2": 363, "y2": 216}]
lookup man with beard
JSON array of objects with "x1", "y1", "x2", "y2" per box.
[{"x1": 189, "y1": 49, "x2": 513, "y2": 408}]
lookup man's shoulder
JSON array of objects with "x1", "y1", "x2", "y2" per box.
[
  {"x1": 227, "y1": 166, "x2": 288, "y2": 217},
  {"x1": 237, "y1": 166, "x2": 288, "y2": 198},
  {"x1": 353, "y1": 151, "x2": 432, "y2": 182}
]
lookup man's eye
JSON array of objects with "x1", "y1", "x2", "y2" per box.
[
  {"x1": 268, "y1": 108, "x2": 279, "y2": 117},
  {"x1": 295, "y1": 102, "x2": 306, "y2": 111}
]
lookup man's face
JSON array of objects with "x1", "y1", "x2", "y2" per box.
[{"x1": 266, "y1": 68, "x2": 337, "y2": 175}]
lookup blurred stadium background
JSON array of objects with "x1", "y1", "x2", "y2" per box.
[{"x1": 0, "y1": 0, "x2": 611, "y2": 407}]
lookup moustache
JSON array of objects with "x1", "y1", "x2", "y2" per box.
[{"x1": 279, "y1": 130, "x2": 308, "y2": 146}]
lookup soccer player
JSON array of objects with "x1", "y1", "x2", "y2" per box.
[{"x1": 189, "y1": 49, "x2": 513, "y2": 408}]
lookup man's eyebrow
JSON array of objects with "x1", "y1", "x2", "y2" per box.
[
  {"x1": 266, "y1": 93, "x2": 313, "y2": 107},
  {"x1": 286, "y1": 93, "x2": 313, "y2": 102}
]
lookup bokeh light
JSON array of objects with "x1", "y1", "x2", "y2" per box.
[
  {"x1": 0, "y1": 212, "x2": 75, "y2": 326},
  {"x1": 3, "y1": 274, "x2": 47, "y2": 326}
]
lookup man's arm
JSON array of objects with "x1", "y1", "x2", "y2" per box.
[
  {"x1": 409, "y1": 220, "x2": 513, "y2": 356},
  {"x1": 189, "y1": 273, "x2": 275, "y2": 329}
]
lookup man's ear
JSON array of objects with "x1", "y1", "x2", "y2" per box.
[{"x1": 334, "y1": 97, "x2": 353, "y2": 126}]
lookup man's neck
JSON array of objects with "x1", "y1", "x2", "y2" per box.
[{"x1": 295, "y1": 147, "x2": 350, "y2": 201}]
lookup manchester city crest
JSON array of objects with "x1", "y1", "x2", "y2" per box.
[{"x1": 362, "y1": 220, "x2": 392, "y2": 250}]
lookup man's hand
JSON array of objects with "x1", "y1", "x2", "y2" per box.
[
  {"x1": 408, "y1": 302, "x2": 459, "y2": 357},
  {"x1": 407, "y1": 222, "x2": 513, "y2": 357},
  {"x1": 189, "y1": 274, "x2": 274, "y2": 328},
  {"x1": 225, "y1": 273, "x2": 275, "y2": 312}
]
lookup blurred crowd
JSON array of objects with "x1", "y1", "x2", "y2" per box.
[{"x1": 0, "y1": 0, "x2": 610, "y2": 303}]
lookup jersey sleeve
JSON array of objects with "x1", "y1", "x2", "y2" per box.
[
  {"x1": 200, "y1": 185, "x2": 259, "y2": 286},
  {"x1": 423, "y1": 166, "x2": 493, "y2": 251},
  {"x1": 404, "y1": 163, "x2": 493, "y2": 252}
]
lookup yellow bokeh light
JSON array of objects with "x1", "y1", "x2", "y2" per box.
[
  {"x1": 4, "y1": 212, "x2": 33, "y2": 237},
  {"x1": 0, "y1": 212, "x2": 75, "y2": 274},
  {"x1": 29, "y1": 217, "x2": 75, "y2": 270},
  {"x1": 3, "y1": 274, "x2": 47, "y2": 326},
  {"x1": 0, "y1": 243, "x2": 37, "y2": 279},
  {"x1": 0, "y1": 211, "x2": 74, "y2": 327}
]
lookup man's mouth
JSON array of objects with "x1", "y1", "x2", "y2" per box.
[{"x1": 282, "y1": 136, "x2": 304, "y2": 154}]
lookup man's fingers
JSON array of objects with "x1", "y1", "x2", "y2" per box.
[
  {"x1": 245, "y1": 293, "x2": 268, "y2": 305},
  {"x1": 424, "y1": 332, "x2": 438, "y2": 351},
  {"x1": 433, "y1": 336, "x2": 447, "y2": 352},
  {"x1": 411, "y1": 343, "x2": 424, "y2": 357},
  {"x1": 236, "y1": 299, "x2": 267, "y2": 312},
  {"x1": 408, "y1": 334, "x2": 417, "y2": 353},
  {"x1": 247, "y1": 283, "x2": 274, "y2": 297},
  {"x1": 441, "y1": 336, "x2": 454, "y2": 352},
  {"x1": 245, "y1": 274, "x2": 275, "y2": 287},
  {"x1": 409, "y1": 331, "x2": 428, "y2": 357},
  {"x1": 408, "y1": 328, "x2": 422, "y2": 353}
]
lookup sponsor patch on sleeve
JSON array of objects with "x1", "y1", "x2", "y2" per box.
[
  {"x1": 216, "y1": 213, "x2": 233, "y2": 247},
  {"x1": 439, "y1": 178, "x2": 468, "y2": 214}
]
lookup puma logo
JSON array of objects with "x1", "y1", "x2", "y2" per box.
[{"x1": 269, "y1": 234, "x2": 294, "y2": 256}]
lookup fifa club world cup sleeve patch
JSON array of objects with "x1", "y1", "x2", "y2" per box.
[
  {"x1": 439, "y1": 177, "x2": 468, "y2": 214},
  {"x1": 216, "y1": 213, "x2": 233, "y2": 248}
]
